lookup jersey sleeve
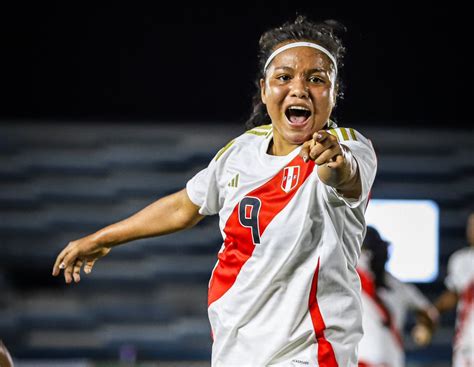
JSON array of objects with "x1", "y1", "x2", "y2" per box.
[
  {"x1": 401, "y1": 281, "x2": 431, "y2": 310},
  {"x1": 185, "y1": 139, "x2": 234, "y2": 216},
  {"x1": 321, "y1": 127, "x2": 378, "y2": 208}
]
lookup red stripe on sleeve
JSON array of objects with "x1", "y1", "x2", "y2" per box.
[
  {"x1": 208, "y1": 156, "x2": 315, "y2": 306},
  {"x1": 308, "y1": 258, "x2": 339, "y2": 367}
]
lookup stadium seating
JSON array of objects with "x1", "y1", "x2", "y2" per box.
[{"x1": 0, "y1": 122, "x2": 472, "y2": 365}]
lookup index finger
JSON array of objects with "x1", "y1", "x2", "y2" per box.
[
  {"x1": 299, "y1": 141, "x2": 311, "y2": 162},
  {"x1": 52, "y1": 245, "x2": 72, "y2": 276},
  {"x1": 313, "y1": 130, "x2": 329, "y2": 143}
]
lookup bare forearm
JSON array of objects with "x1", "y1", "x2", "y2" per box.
[
  {"x1": 92, "y1": 188, "x2": 203, "y2": 248},
  {"x1": 317, "y1": 147, "x2": 361, "y2": 199},
  {"x1": 53, "y1": 189, "x2": 204, "y2": 282}
]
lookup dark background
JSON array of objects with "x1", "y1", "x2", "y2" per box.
[
  {"x1": 1, "y1": 1, "x2": 470, "y2": 128},
  {"x1": 0, "y1": 2, "x2": 472, "y2": 364}
]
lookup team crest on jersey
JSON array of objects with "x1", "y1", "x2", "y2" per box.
[{"x1": 281, "y1": 166, "x2": 300, "y2": 193}]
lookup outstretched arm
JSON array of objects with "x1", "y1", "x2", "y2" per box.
[
  {"x1": 300, "y1": 130, "x2": 361, "y2": 199},
  {"x1": 52, "y1": 188, "x2": 204, "y2": 283}
]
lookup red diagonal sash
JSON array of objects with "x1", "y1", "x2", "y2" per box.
[{"x1": 208, "y1": 156, "x2": 315, "y2": 306}]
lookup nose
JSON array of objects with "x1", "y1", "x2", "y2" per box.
[{"x1": 290, "y1": 78, "x2": 309, "y2": 99}]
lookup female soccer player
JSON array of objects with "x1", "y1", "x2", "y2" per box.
[
  {"x1": 433, "y1": 212, "x2": 474, "y2": 367},
  {"x1": 53, "y1": 15, "x2": 377, "y2": 366},
  {"x1": 356, "y1": 226, "x2": 439, "y2": 367}
]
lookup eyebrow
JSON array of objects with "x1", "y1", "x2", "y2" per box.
[{"x1": 273, "y1": 66, "x2": 329, "y2": 74}]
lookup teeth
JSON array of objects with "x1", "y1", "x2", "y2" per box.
[{"x1": 288, "y1": 106, "x2": 310, "y2": 111}]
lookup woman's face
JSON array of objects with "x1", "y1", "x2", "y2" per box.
[{"x1": 260, "y1": 44, "x2": 337, "y2": 155}]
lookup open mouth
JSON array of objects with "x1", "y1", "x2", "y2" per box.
[{"x1": 285, "y1": 106, "x2": 311, "y2": 126}]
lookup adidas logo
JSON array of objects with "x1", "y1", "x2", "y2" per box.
[{"x1": 228, "y1": 173, "x2": 239, "y2": 188}]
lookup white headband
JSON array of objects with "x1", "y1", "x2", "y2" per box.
[{"x1": 263, "y1": 41, "x2": 338, "y2": 76}]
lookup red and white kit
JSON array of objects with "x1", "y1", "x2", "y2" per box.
[
  {"x1": 445, "y1": 247, "x2": 474, "y2": 367},
  {"x1": 186, "y1": 124, "x2": 377, "y2": 366},
  {"x1": 357, "y1": 254, "x2": 432, "y2": 367}
]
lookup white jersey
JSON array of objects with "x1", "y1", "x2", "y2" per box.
[
  {"x1": 444, "y1": 247, "x2": 474, "y2": 367},
  {"x1": 186, "y1": 124, "x2": 377, "y2": 366},
  {"x1": 357, "y1": 257, "x2": 432, "y2": 367},
  {"x1": 379, "y1": 273, "x2": 431, "y2": 333}
]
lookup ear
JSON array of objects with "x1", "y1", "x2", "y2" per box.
[{"x1": 260, "y1": 78, "x2": 266, "y2": 105}]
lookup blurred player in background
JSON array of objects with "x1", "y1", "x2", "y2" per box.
[
  {"x1": 433, "y1": 212, "x2": 474, "y2": 367},
  {"x1": 357, "y1": 226, "x2": 439, "y2": 367}
]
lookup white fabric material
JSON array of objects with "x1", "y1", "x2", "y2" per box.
[
  {"x1": 359, "y1": 292, "x2": 404, "y2": 367},
  {"x1": 186, "y1": 125, "x2": 377, "y2": 366},
  {"x1": 264, "y1": 41, "x2": 338, "y2": 75},
  {"x1": 357, "y1": 264, "x2": 432, "y2": 367},
  {"x1": 445, "y1": 247, "x2": 474, "y2": 367},
  {"x1": 381, "y1": 273, "x2": 431, "y2": 332}
]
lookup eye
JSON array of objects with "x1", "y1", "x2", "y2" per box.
[
  {"x1": 276, "y1": 74, "x2": 291, "y2": 82},
  {"x1": 308, "y1": 75, "x2": 325, "y2": 84}
]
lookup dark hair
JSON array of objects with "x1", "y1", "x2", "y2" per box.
[
  {"x1": 245, "y1": 15, "x2": 347, "y2": 130},
  {"x1": 363, "y1": 226, "x2": 391, "y2": 289}
]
